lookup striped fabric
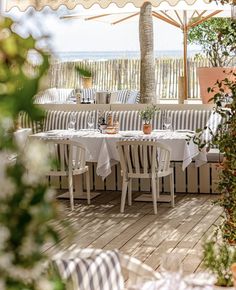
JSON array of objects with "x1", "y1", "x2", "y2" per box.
[
  {"x1": 135, "y1": 91, "x2": 140, "y2": 104},
  {"x1": 53, "y1": 249, "x2": 124, "y2": 290},
  {"x1": 81, "y1": 88, "x2": 96, "y2": 103},
  {"x1": 126, "y1": 90, "x2": 140, "y2": 104},
  {"x1": 105, "y1": 111, "x2": 142, "y2": 131},
  {"x1": 163, "y1": 109, "x2": 211, "y2": 131},
  {"x1": 116, "y1": 90, "x2": 130, "y2": 103},
  {"x1": 19, "y1": 109, "x2": 213, "y2": 142},
  {"x1": 105, "y1": 111, "x2": 163, "y2": 131},
  {"x1": 44, "y1": 110, "x2": 98, "y2": 131},
  {"x1": 18, "y1": 112, "x2": 44, "y2": 134}
]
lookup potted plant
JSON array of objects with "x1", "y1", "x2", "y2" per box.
[
  {"x1": 188, "y1": 18, "x2": 236, "y2": 103},
  {"x1": 139, "y1": 105, "x2": 159, "y2": 134},
  {"x1": 76, "y1": 65, "x2": 93, "y2": 88}
]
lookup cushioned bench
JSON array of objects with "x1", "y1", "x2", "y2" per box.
[
  {"x1": 34, "y1": 88, "x2": 140, "y2": 104},
  {"x1": 19, "y1": 104, "x2": 220, "y2": 194},
  {"x1": 34, "y1": 88, "x2": 76, "y2": 104}
]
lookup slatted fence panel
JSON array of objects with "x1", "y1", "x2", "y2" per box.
[
  {"x1": 54, "y1": 161, "x2": 220, "y2": 196},
  {"x1": 46, "y1": 57, "x2": 236, "y2": 100}
]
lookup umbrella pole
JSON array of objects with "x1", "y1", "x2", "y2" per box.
[{"x1": 183, "y1": 10, "x2": 188, "y2": 102}]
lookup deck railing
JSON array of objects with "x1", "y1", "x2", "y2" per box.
[{"x1": 47, "y1": 57, "x2": 235, "y2": 99}]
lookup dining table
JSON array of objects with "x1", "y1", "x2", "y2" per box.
[{"x1": 32, "y1": 129, "x2": 207, "y2": 182}]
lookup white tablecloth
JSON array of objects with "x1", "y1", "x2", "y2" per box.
[{"x1": 32, "y1": 130, "x2": 207, "y2": 180}]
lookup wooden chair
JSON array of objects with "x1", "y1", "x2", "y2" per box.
[
  {"x1": 45, "y1": 139, "x2": 90, "y2": 210},
  {"x1": 116, "y1": 140, "x2": 174, "y2": 214}
]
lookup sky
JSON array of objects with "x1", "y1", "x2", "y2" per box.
[
  {"x1": 4, "y1": 1, "x2": 231, "y2": 54},
  {"x1": 5, "y1": 3, "x2": 196, "y2": 53}
]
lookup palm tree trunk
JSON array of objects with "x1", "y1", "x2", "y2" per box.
[{"x1": 139, "y1": 2, "x2": 155, "y2": 104}]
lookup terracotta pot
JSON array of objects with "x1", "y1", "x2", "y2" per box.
[
  {"x1": 82, "y1": 77, "x2": 92, "y2": 88},
  {"x1": 143, "y1": 124, "x2": 152, "y2": 134},
  {"x1": 214, "y1": 286, "x2": 235, "y2": 289},
  {"x1": 197, "y1": 67, "x2": 236, "y2": 104}
]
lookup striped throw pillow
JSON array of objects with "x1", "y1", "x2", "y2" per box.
[{"x1": 53, "y1": 250, "x2": 124, "y2": 290}]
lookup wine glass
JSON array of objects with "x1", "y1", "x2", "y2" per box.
[
  {"x1": 163, "y1": 112, "x2": 172, "y2": 131},
  {"x1": 160, "y1": 253, "x2": 182, "y2": 280},
  {"x1": 68, "y1": 112, "x2": 76, "y2": 131},
  {"x1": 87, "y1": 113, "x2": 95, "y2": 131}
]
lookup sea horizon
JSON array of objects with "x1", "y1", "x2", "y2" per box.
[{"x1": 54, "y1": 50, "x2": 200, "y2": 61}]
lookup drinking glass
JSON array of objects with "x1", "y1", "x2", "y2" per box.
[
  {"x1": 163, "y1": 112, "x2": 172, "y2": 131},
  {"x1": 68, "y1": 112, "x2": 76, "y2": 131},
  {"x1": 160, "y1": 253, "x2": 183, "y2": 289},
  {"x1": 160, "y1": 253, "x2": 182, "y2": 274},
  {"x1": 87, "y1": 114, "x2": 95, "y2": 131}
]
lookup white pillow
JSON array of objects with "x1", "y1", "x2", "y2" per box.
[
  {"x1": 202, "y1": 111, "x2": 222, "y2": 143},
  {"x1": 126, "y1": 91, "x2": 139, "y2": 104},
  {"x1": 206, "y1": 111, "x2": 222, "y2": 135}
]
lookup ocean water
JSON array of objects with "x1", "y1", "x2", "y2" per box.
[{"x1": 54, "y1": 50, "x2": 200, "y2": 61}]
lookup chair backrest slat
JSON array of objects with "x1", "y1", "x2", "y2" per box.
[
  {"x1": 134, "y1": 144, "x2": 140, "y2": 174},
  {"x1": 124, "y1": 145, "x2": 133, "y2": 174},
  {"x1": 143, "y1": 144, "x2": 148, "y2": 174},
  {"x1": 44, "y1": 139, "x2": 86, "y2": 173},
  {"x1": 117, "y1": 140, "x2": 171, "y2": 177}
]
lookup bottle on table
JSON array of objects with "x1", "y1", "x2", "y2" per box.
[
  {"x1": 107, "y1": 113, "x2": 113, "y2": 127},
  {"x1": 100, "y1": 117, "x2": 107, "y2": 133},
  {"x1": 76, "y1": 92, "x2": 81, "y2": 104},
  {"x1": 113, "y1": 114, "x2": 119, "y2": 134}
]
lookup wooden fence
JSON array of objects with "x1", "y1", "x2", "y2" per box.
[{"x1": 47, "y1": 57, "x2": 233, "y2": 99}]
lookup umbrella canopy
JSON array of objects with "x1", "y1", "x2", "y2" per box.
[{"x1": 5, "y1": 0, "x2": 211, "y2": 11}]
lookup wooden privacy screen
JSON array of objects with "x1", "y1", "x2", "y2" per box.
[{"x1": 48, "y1": 161, "x2": 220, "y2": 195}]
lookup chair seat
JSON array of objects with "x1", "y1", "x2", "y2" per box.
[
  {"x1": 121, "y1": 167, "x2": 173, "y2": 179},
  {"x1": 47, "y1": 165, "x2": 89, "y2": 177}
]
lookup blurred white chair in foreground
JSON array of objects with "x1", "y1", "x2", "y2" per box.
[
  {"x1": 52, "y1": 247, "x2": 160, "y2": 290},
  {"x1": 45, "y1": 139, "x2": 90, "y2": 210},
  {"x1": 117, "y1": 140, "x2": 174, "y2": 215}
]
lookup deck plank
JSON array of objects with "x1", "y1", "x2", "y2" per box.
[{"x1": 45, "y1": 192, "x2": 222, "y2": 275}]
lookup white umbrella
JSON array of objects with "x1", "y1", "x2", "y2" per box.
[{"x1": 5, "y1": 0, "x2": 211, "y2": 11}]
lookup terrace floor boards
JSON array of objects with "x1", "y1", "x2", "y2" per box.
[{"x1": 45, "y1": 191, "x2": 222, "y2": 275}]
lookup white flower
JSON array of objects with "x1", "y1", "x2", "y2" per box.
[
  {"x1": 0, "y1": 279, "x2": 6, "y2": 290},
  {"x1": 0, "y1": 253, "x2": 13, "y2": 268},
  {"x1": 0, "y1": 226, "x2": 10, "y2": 246},
  {"x1": 0, "y1": 152, "x2": 16, "y2": 200},
  {"x1": 5, "y1": 261, "x2": 47, "y2": 282},
  {"x1": 20, "y1": 234, "x2": 36, "y2": 257},
  {"x1": 44, "y1": 188, "x2": 56, "y2": 202},
  {"x1": 1, "y1": 117, "x2": 13, "y2": 131},
  {"x1": 36, "y1": 278, "x2": 54, "y2": 290},
  {"x1": 22, "y1": 140, "x2": 51, "y2": 185}
]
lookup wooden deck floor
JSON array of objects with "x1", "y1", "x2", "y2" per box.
[{"x1": 45, "y1": 191, "x2": 222, "y2": 275}]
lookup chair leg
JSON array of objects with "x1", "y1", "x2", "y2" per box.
[
  {"x1": 156, "y1": 177, "x2": 160, "y2": 199},
  {"x1": 68, "y1": 172, "x2": 74, "y2": 211},
  {"x1": 85, "y1": 171, "x2": 91, "y2": 205},
  {"x1": 151, "y1": 177, "x2": 157, "y2": 215},
  {"x1": 120, "y1": 179, "x2": 128, "y2": 213},
  {"x1": 170, "y1": 173, "x2": 175, "y2": 207},
  {"x1": 128, "y1": 179, "x2": 132, "y2": 206}
]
